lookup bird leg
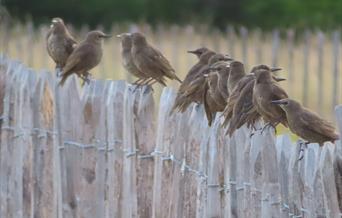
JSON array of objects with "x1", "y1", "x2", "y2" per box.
[
  {"x1": 298, "y1": 141, "x2": 310, "y2": 161},
  {"x1": 132, "y1": 80, "x2": 148, "y2": 92},
  {"x1": 141, "y1": 78, "x2": 153, "y2": 85},
  {"x1": 133, "y1": 78, "x2": 143, "y2": 85},
  {"x1": 146, "y1": 79, "x2": 157, "y2": 86},
  {"x1": 80, "y1": 72, "x2": 91, "y2": 86},
  {"x1": 55, "y1": 67, "x2": 62, "y2": 77},
  {"x1": 261, "y1": 122, "x2": 276, "y2": 134}
]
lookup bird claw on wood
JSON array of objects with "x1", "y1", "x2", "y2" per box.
[
  {"x1": 260, "y1": 123, "x2": 276, "y2": 134},
  {"x1": 55, "y1": 68, "x2": 62, "y2": 77},
  {"x1": 81, "y1": 76, "x2": 91, "y2": 86},
  {"x1": 297, "y1": 140, "x2": 309, "y2": 161},
  {"x1": 132, "y1": 84, "x2": 142, "y2": 92}
]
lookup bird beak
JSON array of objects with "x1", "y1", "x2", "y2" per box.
[
  {"x1": 273, "y1": 76, "x2": 286, "y2": 82},
  {"x1": 203, "y1": 74, "x2": 209, "y2": 78},
  {"x1": 52, "y1": 19, "x2": 58, "y2": 24},
  {"x1": 223, "y1": 55, "x2": 233, "y2": 61},
  {"x1": 224, "y1": 57, "x2": 234, "y2": 61},
  {"x1": 271, "y1": 99, "x2": 287, "y2": 105},
  {"x1": 116, "y1": 33, "x2": 131, "y2": 38},
  {"x1": 187, "y1": 50, "x2": 198, "y2": 54},
  {"x1": 271, "y1": 67, "x2": 282, "y2": 72}
]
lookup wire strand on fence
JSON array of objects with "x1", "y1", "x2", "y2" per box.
[{"x1": 0, "y1": 124, "x2": 329, "y2": 216}]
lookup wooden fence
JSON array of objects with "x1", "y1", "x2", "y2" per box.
[{"x1": 0, "y1": 56, "x2": 342, "y2": 218}]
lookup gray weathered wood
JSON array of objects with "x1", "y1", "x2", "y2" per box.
[
  {"x1": 302, "y1": 30, "x2": 310, "y2": 106},
  {"x1": 320, "y1": 143, "x2": 341, "y2": 218},
  {"x1": 332, "y1": 31, "x2": 340, "y2": 111},
  {"x1": 271, "y1": 29, "x2": 280, "y2": 67},
  {"x1": 287, "y1": 29, "x2": 295, "y2": 95},
  {"x1": 152, "y1": 88, "x2": 176, "y2": 218},
  {"x1": 240, "y1": 26, "x2": 248, "y2": 66},
  {"x1": 122, "y1": 84, "x2": 138, "y2": 218},
  {"x1": 316, "y1": 31, "x2": 324, "y2": 113},
  {"x1": 135, "y1": 86, "x2": 155, "y2": 218},
  {"x1": 0, "y1": 58, "x2": 341, "y2": 218}
]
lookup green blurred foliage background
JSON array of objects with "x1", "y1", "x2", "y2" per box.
[{"x1": 3, "y1": 0, "x2": 342, "y2": 30}]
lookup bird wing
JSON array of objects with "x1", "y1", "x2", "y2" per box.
[
  {"x1": 148, "y1": 46, "x2": 174, "y2": 71},
  {"x1": 299, "y1": 109, "x2": 339, "y2": 140},
  {"x1": 231, "y1": 75, "x2": 254, "y2": 94},
  {"x1": 62, "y1": 52, "x2": 81, "y2": 74},
  {"x1": 228, "y1": 81, "x2": 256, "y2": 135},
  {"x1": 270, "y1": 83, "x2": 288, "y2": 100},
  {"x1": 46, "y1": 29, "x2": 53, "y2": 57},
  {"x1": 203, "y1": 80, "x2": 213, "y2": 126},
  {"x1": 222, "y1": 75, "x2": 253, "y2": 126},
  {"x1": 65, "y1": 35, "x2": 78, "y2": 55},
  {"x1": 183, "y1": 76, "x2": 206, "y2": 98}
]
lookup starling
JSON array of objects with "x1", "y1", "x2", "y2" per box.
[
  {"x1": 222, "y1": 61, "x2": 248, "y2": 127},
  {"x1": 181, "y1": 49, "x2": 215, "y2": 87},
  {"x1": 131, "y1": 32, "x2": 182, "y2": 86},
  {"x1": 46, "y1": 17, "x2": 77, "y2": 74},
  {"x1": 271, "y1": 98, "x2": 339, "y2": 145},
  {"x1": 252, "y1": 68, "x2": 289, "y2": 130},
  {"x1": 227, "y1": 61, "x2": 246, "y2": 93},
  {"x1": 210, "y1": 61, "x2": 231, "y2": 100},
  {"x1": 224, "y1": 65, "x2": 284, "y2": 135},
  {"x1": 171, "y1": 49, "x2": 216, "y2": 113},
  {"x1": 59, "y1": 30, "x2": 112, "y2": 86},
  {"x1": 187, "y1": 47, "x2": 211, "y2": 59},
  {"x1": 182, "y1": 54, "x2": 232, "y2": 104},
  {"x1": 203, "y1": 62, "x2": 231, "y2": 125},
  {"x1": 117, "y1": 33, "x2": 151, "y2": 85}
]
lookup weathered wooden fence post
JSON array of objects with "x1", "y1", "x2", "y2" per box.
[{"x1": 0, "y1": 58, "x2": 341, "y2": 218}]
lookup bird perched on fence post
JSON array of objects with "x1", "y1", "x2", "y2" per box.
[
  {"x1": 272, "y1": 98, "x2": 339, "y2": 160},
  {"x1": 131, "y1": 32, "x2": 182, "y2": 86},
  {"x1": 252, "y1": 68, "x2": 289, "y2": 131},
  {"x1": 227, "y1": 61, "x2": 246, "y2": 93},
  {"x1": 187, "y1": 47, "x2": 211, "y2": 59},
  {"x1": 117, "y1": 33, "x2": 152, "y2": 86},
  {"x1": 46, "y1": 17, "x2": 77, "y2": 76},
  {"x1": 171, "y1": 48, "x2": 215, "y2": 113},
  {"x1": 176, "y1": 53, "x2": 232, "y2": 114},
  {"x1": 271, "y1": 98, "x2": 339, "y2": 145},
  {"x1": 223, "y1": 65, "x2": 285, "y2": 135},
  {"x1": 59, "y1": 30, "x2": 112, "y2": 86},
  {"x1": 203, "y1": 62, "x2": 231, "y2": 125}
]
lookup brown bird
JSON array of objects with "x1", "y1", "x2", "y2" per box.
[
  {"x1": 222, "y1": 61, "x2": 247, "y2": 127},
  {"x1": 187, "y1": 47, "x2": 211, "y2": 59},
  {"x1": 271, "y1": 98, "x2": 339, "y2": 145},
  {"x1": 131, "y1": 32, "x2": 182, "y2": 86},
  {"x1": 171, "y1": 49, "x2": 216, "y2": 113},
  {"x1": 59, "y1": 30, "x2": 112, "y2": 86},
  {"x1": 224, "y1": 65, "x2": 284, "y2": 135},
  {"x1": 253, "y1": 68, "x2": 289, "y2": 131},
  {"x1": 203, "y1": 62, "x2": 231, "y2": 125},
  {"x1": 210, "y1": 61, "x2": 231, "y2": 100},
  {"x1": 227, "y1": 61, "x2": 246, "y2": 93},
  {"x1": 117, "y1": 33, "x2": 151, "y2": 85},
  {"x1": 182, "y1": 54, "x2": 232, "y2": 105},
  {"x1": 46, "y1": 17, "x2": 77, "y2": 75}
]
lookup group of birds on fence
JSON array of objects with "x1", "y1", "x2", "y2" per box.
[{"x1": 46, "y1": 17, "x2": 339, "y2": 152}]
